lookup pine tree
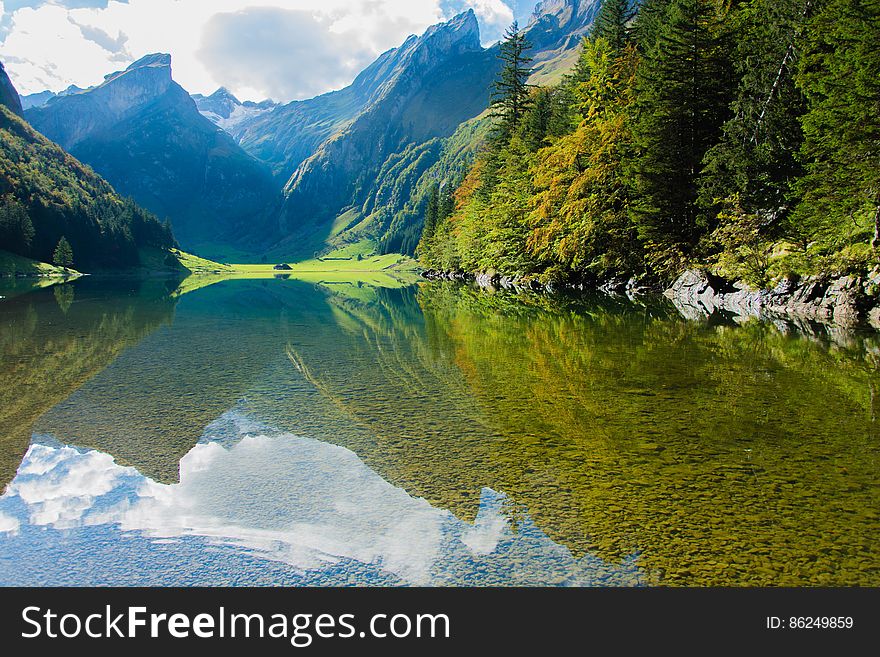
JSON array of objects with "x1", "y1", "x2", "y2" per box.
[
  {"x1": 53, "y1": 236, "x2": 74, "y2": 269},
  {"x1": 0, "y1": 194, "x2": 34, "y2": 254},
  {"x1": 439, "y1": 184, "x2": 456, "y2": 221},
  {"x1": 423, "y1": 184, "x2": 440, "y2": 240},
  {"x1": 592, "y1": 0, "x2": 636, "y2": 53},
  {"x1": 491, "y1": 22, "x2": 534, "y2": 146},
  {"x1": 700, "y1": 0, "x2": 816, "y2": 229},
  {"x1": 633, "y1": 0, "x2": 673, "y2": 53},
  {"x1": 628, "y1": 0, "x2": 735, "y2": 273},
  {"x1": 483, "y1": 136, "x2": 539, "y2": 274},
  {"x1": 792, "y1": 0, "x2": 880, "y2": 254}
]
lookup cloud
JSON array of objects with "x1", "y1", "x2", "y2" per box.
[
  {"x1": 198, "y1": 8, "x2": 376, "y2": 102},
  {"x1": 442, "y1": 0, "x2": 519, "y2": 43},
  {"x1": 10, "y1": 444, "x2": 125, "y2": 529},
  {"x1": 0, "y1": 414, "x2": 647, "y2": 585},
  {"x1": 73, "y1": 21, "x2": 129, "y2": 58},
  {"x1": 0, "y1": 0, "x2": 534, "y2": 102},
  {"x1": 0, "y1": 511, "x2": 19, "y2": 534}
]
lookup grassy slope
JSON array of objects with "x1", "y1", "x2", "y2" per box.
[
  {"x1": 168, "y1": 249, "x2": 421, "y2": 297},
  {"x1": 0, "y1": 249, "x2": 80, "y2": 278}
]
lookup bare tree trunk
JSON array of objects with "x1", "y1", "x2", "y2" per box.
[{"x1": 750, "y1": 1, "x2": 812, "y2": 145}]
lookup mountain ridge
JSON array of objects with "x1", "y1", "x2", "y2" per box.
[
  {"x1": 267, "y1": 2, "x2": 599, "y2": 258},
  {"x1": 25, "y1": 54, "x2": 282, "y2": 253}
]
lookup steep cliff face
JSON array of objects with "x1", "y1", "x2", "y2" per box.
[
  {"x1": 0, "y1": 62, "x2": 23, "y2": 117},
  {"x1": 28, "y1": 54, "x2": 174, "y2": 151},
  {"x1": 26, "y1": 55, "x2": 281, "y2": 252},
  {"x1": 527, "y1": 0, "x2": 602, "y2": 84}
]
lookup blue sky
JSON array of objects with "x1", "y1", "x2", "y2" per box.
[{"x1": 0, "y1": 0, "x2": 542, "y2": 102}]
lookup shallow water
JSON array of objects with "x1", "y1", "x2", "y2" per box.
[{"x1": 0, "y1": 277, "x2": 877, "y2": 586}]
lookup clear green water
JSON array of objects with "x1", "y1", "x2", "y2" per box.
[{"x1": 0, "y1": 277, "x2": 877, "y2": 586}]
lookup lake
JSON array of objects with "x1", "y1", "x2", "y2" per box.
[{"x1": 0, "y1": 276, "x2": 877, "y2": 586}]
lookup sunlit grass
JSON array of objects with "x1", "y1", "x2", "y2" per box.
[
  {"x1": 0, "y1": 249, "x2": 80, "y2": 279},
  {"x1": 168, "y1": 249, "x2": 421, "y2": 297}
]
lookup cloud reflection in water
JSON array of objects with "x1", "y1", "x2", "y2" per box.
[{"x1": 0, "y1": 414, "x2": 646, "y2": 586}]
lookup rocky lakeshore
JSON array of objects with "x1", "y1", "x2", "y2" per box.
[{"x1": 422, "y1": 268, "x2": 880, "y2": 331}]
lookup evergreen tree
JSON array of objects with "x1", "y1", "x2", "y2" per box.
[
  {"x1": 593, "y1": 0, "x2": 636, "y2": 53},
  {"x1": 518, "y1": 87, "x2": 572, "y2": 152},
  {"x1": 439, "y1": 184, "x2": 456, "y2": 221},
  {"x1": 628, "y1": 0, "x2": 735, "y2": 273},
  {"x1": 53, "y1": 236, "x2": 74, "y2": 269},
  {"x1": 0, "y1": 194, "x2": 34, "y2": 253},
  {"x1": 483, "y1": 136, "x2": 539, "y2": 274},
  {"x1": 792, "y1": 0, "x2": 880, "y2": 255},
  {"x1": 424, "y1": 184, "x2": 441, "y2": 241},
  {"x1": 700, "y1": 0, "x2": 816, "y2": 230},
  {"x1": 633, "y1": 0, "x2": 673, "y2": 53},
  {"x1": 491, "y1": 22, "x2": 534, "y2": 146}
]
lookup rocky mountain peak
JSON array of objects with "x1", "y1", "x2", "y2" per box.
[
  {"x1": 126, "y1": 53, "x2": 172, "y2": 71},
  {"x1": 100, "y1": 52, "x2": 172, "y2": 87},
  {"x1": 423, "y1": 9, "x2": 481, "y2": 49},
  {"x1": 529, "y1": 0, "x2": 599, "y2": 27},
  {"x1": 25, "y1": 53, "x2": 179, "y2": 151},
  {"x1": 211, "y1": 87, "x2": 239, "y2": 102},
  {"x1": 525, "y1": 0, "x2": 600, "y2": 51},
  {"x1": 348, "y1": 10, "x2": 482, "y2": 107}
]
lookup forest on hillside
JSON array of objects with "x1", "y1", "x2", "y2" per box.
[
  {"x1": 0, "y1": 106, "x2": 175, "y2": 270},
  {"x1": 418, "y1": 0, "x2": 880, "y2": 288}
]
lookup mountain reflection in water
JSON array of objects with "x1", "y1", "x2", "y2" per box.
[{"x1": 0, "y1": 276, "x2": 878, "y2": 586}]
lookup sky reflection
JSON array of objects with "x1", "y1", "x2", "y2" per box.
[{"x1": 0, "y1": 412, "x2": 646, "y2": 587}]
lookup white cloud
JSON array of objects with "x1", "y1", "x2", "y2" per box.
[
  {"x1": 0, "y1": 0, "x2": 530, "y2": 102},
  {"x1": 0, "y1": 510, "x2": 19, "y2": 534},
  {"x1": 10, "y1": 444, "x2": 126, "y2": 529},
  {"x1": 465, "y1": 0, "x2": 514, "y2": 36}
]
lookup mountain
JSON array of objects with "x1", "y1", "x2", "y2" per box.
[
  {"x1": 526, "y1": 0, "x2": 603, "y2": 84},
  {"x1": 247, "y1": 2, "x2": 598, "y2": 259},
  {"x1": 0, "y1": 63, "x2": 23, "y2": 117},
  {"x1": 191, "y1": 87, "x2": 277, "y2": 139},
  {"x1": 19, "y1": 85, "x2": 86, "y2": 111},
  {"x1": 0, "y1": 63, "x2": 175, "y2": 270},
  {"x1": 19, "y1": 90, "x2": 54, "y2": 110},
  {"x1": 25, "y1": 54, "x2": 281, "y2": 253}
]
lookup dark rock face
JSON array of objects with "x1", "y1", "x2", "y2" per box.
[
  {"x1": 666, "y1": 269, "x2": 877, "y2": 328},
  {"x1": 26, "y1": 54, "x2": 281, "y2": 252},
  {"x1": 0, "y1": 62, "x2": 24, "y2": 117}
]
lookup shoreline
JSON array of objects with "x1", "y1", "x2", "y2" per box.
[{"x1": 422, "y1": 268, "x2": 880, "y2": 332}]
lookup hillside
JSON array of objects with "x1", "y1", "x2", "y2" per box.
[
  {"x1": 0, "y1": 103, "x2": 175, "y2": 271},
  {"x1": 25, "y1": 54, "x2": 281, "y2": 255},
  {"x1": 246, "y1": 2, "x2": 599, "y2": 260}
]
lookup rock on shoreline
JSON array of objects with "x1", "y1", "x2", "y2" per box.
[
  {"x1": 422, "y1": 267, "x2": 880, "y2": 331},
  {"x1": 665, "y1": 269, "x2": 877, "y2": 329},
  {"x1": 421, "y1": 269, "x2": 652, "y2": 298}
]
